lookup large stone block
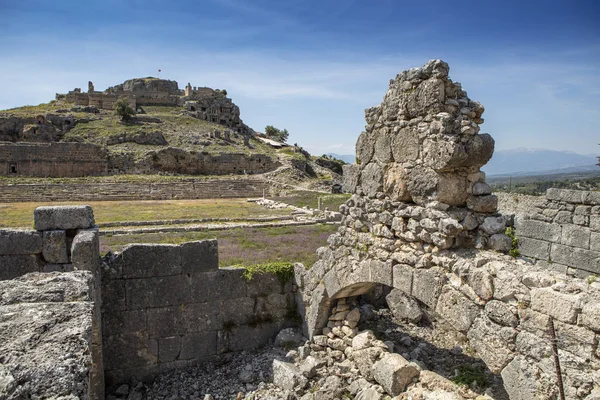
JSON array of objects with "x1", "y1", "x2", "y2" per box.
[
  {"x1": 355, "y1": 132, "x2": 374, "y2": 165},
  {"x1": 580, "y1": 301, "x2": 600, "y2": 332},
  {"x1": 219, "y1": 322, "x2": 284, "y2": 353},
  {"x1": 435, "y1": 286, "x2": 480, "y2": 332},
  {"x1": 359, "y1": 162, "x2": 384, "y2": 198},
  {"x1": 546, "y1": 188, "x2": 584, "y2": 203},
  {"x1": 42, "y1": 230, "x2": 68, "y2": 264},
  {"x1": 0, "y1": 229, "x2": 42, "y2": 255},
  {"x1": 71, "y1": 229, "x2": 100, "y2": 271},
  {"x1": 392, "y1": 263, "x2": 413, "y2": 295},
  {"x1": 501, "y1": 356, "x2": 543, "y2": 400},
  {"x1": 102, "y1": 309, "x2": 146, "y2": 336},
  {"x1": 34, "y1": 205, "x2": 95, "y2": 231},
  {"x1": 530, "y1": 287, "x2": 581, "y2": 324},
  {"x1": 189, "y1": 268, "x2": 248, "y2": 302},
  {"x1": 522, "y1": 215, "x2": 553, "y2": 240},
  {"x1": 550, "y1": 243, "x2": 600, "y2": 274},
  {"x1": 179, "y1": 331, "x2": 217, "y2": 360},
  {"x1": 181, "y1": 240, "x2": 218, "y2": 275},
  {"x1": 126, "y1": 275, "x2": 189, "y2": 310},
  {"x1": 146, "y1": 303, "x2": 217, "y2": 337},
  {"x1": 158, "y1": 336, "x2": 181, "y2": 362},
  {"x1": 386, "y1": 288, "x2": 423, "y2": 323},
  {"x1": 466, "y1": 316, "x2": 515, "y2": 374},
  {"x1": 272, "y1": 360, "x2": 305, "y2": 391},
  {"x1": 411, "y1": 267, "x2": 445, "y2": 309},
  {"x1": 383, "y1": 163, "x2": 412, "y2": 202},
  {"x1": 118, "y1": 244, "x2": 182, "y2": 279},
  {"x1": 391, "y1": 127, "x2": 419, "y2": 162},
  {"x1": 561, "y1": 224, "x2": 591, "y2": 249},
  {"x1": 0, "y1": 254, "x2": 43, "y2": 280},
  {"x1": 103, "y1": 332, "x2": 158, "y2": 371},
  {"x1": 466, "y1": 194, "x2": 497, "y2": 213},
  {"x1": 518, "y1": 237, "x2": 551, "y2": 260},
  {"x1": 372, "y1": 353, "x2": 420, "y2": 396}
]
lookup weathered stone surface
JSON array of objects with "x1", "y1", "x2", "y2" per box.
[
  {"x1": 472, "y1": 182, "x2": 491, "y2": 196},
  {"x1": 342, "y1": 164, "x2": 360, "y2": 194},
  {"x1": 42, "y1": 230, "x2": 68, "y2": 264},
  {"x1": 485, "y1": 300, "x2": 518, "y2": 327},
  {"x1": 383, "y1": 163, "x2": 412, "y2": 201},
  {"x1": 71, "y1": 229, "x2": 100, "y2": 271},
  {"x1": 530, "y1": 287, "x2": 581, "y2": 324},
  {"x1": 488, "y1": 233, "x2": 512, "y2": 252},
  {"x1": 0, "y1": 229, "x2": 42, "y2": 255},
  {"x1": 117, "y1": 243, "x2": 182, "y2": 279},
  {"x1": 34, "y1": 205, "x2": 95, "y2": 230},
  {"x1": 0, "y1": 271, "x2": 97, "y2": 399},
  {"x1": 275, "y1": 328, "x2": 306, "y2": 348},
  {"x1": 466, "y1": 195, "x2": 497, "y2": 213},
  {"x1": 273, "y1": 360, "x2": 306, "y2": 391},
  {"x1": 435, "y1": 286, "x2": 480, "y2": 332},
  {"x1": 411, "y1": 267, "x2": 445, "y2": 309},
  {"x1": 391, "y1": 127, "x2": 419, "y2": 162},
  {"x1": 360, "y1": 162, "x2": 384, "y2": 197},
  {"x1": 515, "y1": 218, "x2": 562, "y2": 242},
  {"x1": 518, "y1": 237, "x2": 551, "y2": 260},
  {"x1": 386, "y1": 288, "x2": 423, "y2": 323},
  {"x1": 467, "y1": 316, "x2": 515, "y2": 374},
  {"x1": 181, "y1": 240, "x2": 218, "y2": 274},
  {"x1": 372, "y1": 353, "x2": 420, "y2": 396},
  {"x1": 0, "y1": 254, "x2": 44, "y2": 280},
  {"x1": 580, "y1": 301, "x2": 600, "y2": 332},
  {"x1": 550, "y1": 243, "x2": 600, "y2": 274},
  {"x1": 352, "y1": 347, "x2": 382, "y2": 381},
  {"x1": 561, "y1": 224, "x2": 591, "y2": 249},
  {"x1": 356, "y1": 132, "x2": 374, "y2": 165},
  {"x1": 501, "y1": 356, "x2": 544, "y2": 400},
  {"x1": 159, "y1": 336, "x2": 181, "y2": 362}
]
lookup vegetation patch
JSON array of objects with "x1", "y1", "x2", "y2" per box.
[
  {"x1": 505, "y1": 227, "x2": 520, "y2": 258},
  {"x1": 235, "y1": 262, "x2": 295, "y2": 285},
  {"x1": 452, "y1": 364, "x2": 488, "y2": 388}
]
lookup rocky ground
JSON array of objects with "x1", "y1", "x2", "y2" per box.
[{"x1": 109, "y1": 295, "x2": 506, "y2": 400}]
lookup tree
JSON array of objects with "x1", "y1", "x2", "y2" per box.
[
  {"x1": 264, "y1": 125, "x2": 289, "y2": 143},
  {"x1": 114, "y1": 97, "x2": 134, "y2": 121}
]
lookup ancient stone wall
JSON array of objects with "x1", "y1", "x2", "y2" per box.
[
  {"x1": 512, "y1": 188, "x2": 600, "y2": 277},
  {"x1": 0, "y1": 142, "x2": 108, "y2": 177},
  {"x1": 101, "y1": 241, "x2": 297, "y2": 387},
  {"x1": 295, "y1": 61, "x2": 600, "y2": 399},
  {"x1": 0, "y1": 206, "x2": 104, "y2": 399},
  {"x1": 0, "y1": 178, "x2": 272, "y2": 202}
]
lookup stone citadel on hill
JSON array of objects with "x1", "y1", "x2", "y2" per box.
[{"x1": 57, "y1": 77, "x2": 250, "y2": 135}]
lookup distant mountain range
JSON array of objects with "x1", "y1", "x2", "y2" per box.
[
  {"x1": 326, "y1": 153, "x2": 355, "y2": 164},
  {"x1": 328, "y1": 148, "x2": 600, "y2": 177},
  {"x1": 483, "y1": 148, "x2": 599, "y2": 176}
]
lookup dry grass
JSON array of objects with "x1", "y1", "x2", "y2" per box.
[
  {"x1": 100, "y1": 224, "x2": 337, "y2": 267},
  {"x1": 0, "y1": 199, "x2": 290, "y2": 228}
]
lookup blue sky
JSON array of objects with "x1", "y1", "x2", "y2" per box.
[{"x1": 0, "y1": 0, "x2": 599, "y2": 157}]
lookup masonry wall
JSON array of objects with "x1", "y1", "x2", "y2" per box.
[
  {"x1": 101, "y1": 241, "x2": 297, "y2": 387},
  {"x1": 514, "y1": 188, "x2": 600, "y2": 277},
  {"x1": 0, "y1": 142, "x2": 108, "y2": 177},
  {"x1": 0, "y1": 178, "x2": 273, "y2": 202}
]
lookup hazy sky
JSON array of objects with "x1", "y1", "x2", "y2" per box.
[{"x1": 0, "y1": 0, "x2": 599, "y2": 156}]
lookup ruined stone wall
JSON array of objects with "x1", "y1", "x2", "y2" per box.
[
  {"x1": 0, "y1": 178, "x2": 273, "y2": 202},
  {"x1": 295, "y1": 61, "x2": 600, "y2": 399},
  {"x1": 512, "y1": 188, "x2": 600, "y2": 278},
  {"x1": 101, "y1": 241, "x2": 297, "y2": 387},
  {"x1": 0, "y1": 142, "x2": 108, "y2": 177},
  {"x1": 0, "y1": 206, "x2": 104, "y2": 399}
]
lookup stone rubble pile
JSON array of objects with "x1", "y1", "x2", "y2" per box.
[{"x1": 268, "y1": 299, "x2": 493, "y2": 400}]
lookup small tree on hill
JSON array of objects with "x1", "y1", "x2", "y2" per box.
[
  {"x1": 265, "y1": 125, "x2": 289, "y2": 143},
  {"x1": 114, "y1": 97, "x2": 134, "y2": 121}
]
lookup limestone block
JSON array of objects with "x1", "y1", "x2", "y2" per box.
[
  {"x1": 550, "y1": 243, "x2": 600, "y2": 274},
  {"x1": 117, "y1": 244, "x2": 182, "y2": 279},
  {"x1": 356, "y1": 132, "x2": 374, "y2": 165},
  {"x1": 493, "y1": 267, "x2": 530, "y2": 302},
  {"x1": 179, "y1": 331, "x2": 217, "y2": 360},
  {"x1": 590, "y1": 232, "x2": 600, "y2": 251},
  {"x1": 468, "y1": 267, "x2": 494, "y2": 301},
  {"x1": 501, "y1": 356, "x2": 544, "y2": 400},
  {"x1": 581, "y1": 301, "x2": 600, "y2": 332},
  {"x1": 373, "y1": 130, "x2": 393, "y2": 163},
  {"x1": 480, "y1": 216, "x2": 507, "y2": 235},
  {"x1": 102, "y1": 309, "x2": 146, "y2": 336},
  {"x1": 126, "y1": 275, "x2": 190, "y2": 310},
  {"x1": 392, "y1": 263, "x2": 413, "y2": 295},
  {"x1": 355, "y1": 388, "x2": 383, "y2": 400},
  {"x1": 42, "y1": 230, "x2": 68, "y2": 264},
  {"x1": 435, "y1": 174, "x2": 468, "y2": 206},
  {"x1": 146, "y1": 303, "x2": 217, "y2": 337},
  {"x1": 391, "y1": 127, "x2": 419, "y2": 162},
  {"x1": 530, "y1": 287, "x2": 581, "y2": 324},
  {"x1": 554, "y1": 320, "x2": 597, "y2": 360},
  {"x1": 351, "y1": 330, "x2": 376, "y2": 350},
  {"x1": 372, "y1": 353, "x2": 420, "y2": 396},
  {"x1": 404, "y1": 77, "x2": 445, "y2": 118},
  {"x1": 467, "y1": 316, "x2": 515, "y2": 374},
  {"x1": 435, "y1": 286, "x2": 480, "y2": 332},
  {"x1": 386, "y1": 288, "x2": 423, "y2": 323},
  {"x1": 383, "y1": 163, "x2": 412, "y2": 202},
  {"x1": 0, "y1": 254, "x2": 43, "y2": 280},
  {"x1": 518, "y1": 237, "x2": 551, "y2": 260},
  {"x1": 219, "y1": 321, "x2": 284, "y2": 353},
  {"x1": 360, "y1": 162, "x2": 384, "y2": 198},
  {"x1": 488, "y1": 233, "x2": 512, "y2": 252},
  {"x1": 590, "y1": 215, "x2": 600, "y2": 232},
  {"x1": 411, "y1": 267, "x2": 445, "y2": 309},
  {"x1": 485, "y1": 300, "x2": 518, "y2": 327},
  {"x1": 103, "y1": 332, "x2": 158, "y2": 371},
  {"x1": 158, "y1": 336, "x2": 181, "y2": 362},
  {"x1": 217, "y1": 297, "x2": 255, "y2": 326},
  {"x1": 34, "y1": 205, "x2": 95, "y2": 231},
  {"x1": 71, "y1": 229, "x2": 100, "y2": 271},
  {"x1": 342, "y1": 164, "x2": 360, "y2": 194},
  {"x1": 181, "y1": 240, "x2": 218, "y2": 274},
  {"x1": 561, "y1": 224, "x2": 591, "y2": 249},
  {"x1": 472, "y1": 182, "x2": 492, "y2": 196},
  {"x1": 466, "y1": 195, "x2": 498, "y2": 213},
  {"x1": 546, "y1": 188, "x2": 584, "y2": 203},
  {"x1": 0, "y1": 229, "x2": 42, "y2": 255},
  {"x1": 352, "y1": 347, "x2": 382, "y2": 381},
  {"x1": 406, "y1": 167, "x2": 438, "y2": 205},
  {"x1": 272, "y1": 360, "x2": 306, "y2": 391}
]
